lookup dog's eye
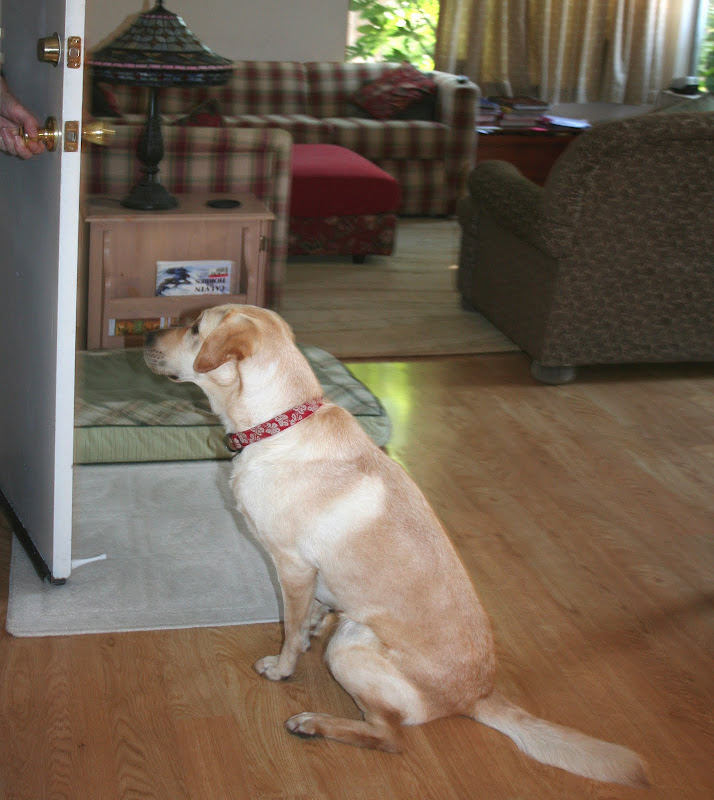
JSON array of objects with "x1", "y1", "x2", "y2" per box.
[{"x1": 191, "y1": 322, "x2": 200, "y2": 335}]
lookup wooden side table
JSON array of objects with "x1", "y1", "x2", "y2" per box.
[
  {"x1": 84, "y1": 193, "x2": 274, "y2": 349},
  {"x1": 476, "y1": 131, "x2": 578, "y2": 185}
]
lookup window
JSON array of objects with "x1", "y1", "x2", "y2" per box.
[
  {"x1": 698, "y1": 0, "x2": 714, "y2": 91},
  {"x1": 346, "y1": 0, "x2": 439, "y2": 71}
]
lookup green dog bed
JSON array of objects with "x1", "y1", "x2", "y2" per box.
[{"x1": 74, "y1": 346, "x2": 390, "y2": 464}]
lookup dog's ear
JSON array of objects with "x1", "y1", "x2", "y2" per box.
[{"x1": 193, "y1": 315, "x2": 256, "y2": 374}]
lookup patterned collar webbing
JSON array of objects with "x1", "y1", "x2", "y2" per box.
[{"x1": 224, "y1": 398, "x2": 324, "y2": 453}]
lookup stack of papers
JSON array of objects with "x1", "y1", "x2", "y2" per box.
[{"x1": 541, "y1": 115, "x2": 591, "y2": 129}]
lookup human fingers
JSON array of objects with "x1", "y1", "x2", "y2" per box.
[
  {"x1": 13, "y1": 109, "x2": 47, "y2": 156},
  {"x1": 0, "y1": 126, "x2": 21, "y2": 156},
  {"x1": 0, "y1": 128, "x2": 41, "y2": 159},
  {"x1": 22, "y1": 135, "x2": 46, "y2": 156},
  {"x1": 16, "y1": 133, "x2": 43, "y2": 158}
]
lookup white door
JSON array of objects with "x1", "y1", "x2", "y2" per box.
[{"x1": 0, "y1": 0, "x2": 86, "y2": 581}]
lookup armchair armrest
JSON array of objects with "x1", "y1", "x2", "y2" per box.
[{"x1": 469, "y1": 160, "x2": 551, "y2": 253}]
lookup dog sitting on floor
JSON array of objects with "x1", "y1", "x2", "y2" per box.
[{"x1": 143, "y1": 304, "x2": 649, "y2": 788}]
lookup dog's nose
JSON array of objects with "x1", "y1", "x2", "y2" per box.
[{"x1": 144, "y1": 330, "x2": 158, "y2": 348}]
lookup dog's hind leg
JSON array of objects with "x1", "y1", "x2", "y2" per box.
[
  {"x1": 286, "y1": 709, "x2": 403, "y2": 752},
  {"x1": 285, "y1": 618, "x2": 424, "y2": 752},
  {"x1": 308, "y1": 598, "x2": 333, "y2": 639}
]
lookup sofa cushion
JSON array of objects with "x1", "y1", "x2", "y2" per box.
[
  {"x1": 327, "y1": 118, "x2": 448, "y2": 161},
  {"x1": 104, "y1": 62, "x2": 308, "y2": 116},
  {"x1": 352, "y1": 62, "x2": 436, "y2": 120},
  {"x1": 304, "y1": 61, "x2": 420, "y2": 118},
  {"x1": 233, "y1": 114, "x2": 335, "y2": 144},
  {"x1": 226, "y1": 61, "x2": 308, "y2": 115},
  {"x1": 290, "y1": 144, "x2": 401, "y2": 217}
]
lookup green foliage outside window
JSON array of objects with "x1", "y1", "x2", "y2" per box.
[
  {"x1": 699, "y1": 2, "x2": 714, "y2": 92},
  {"x1": 346, "y1": 0, "x2": 439, "y2": 71}
]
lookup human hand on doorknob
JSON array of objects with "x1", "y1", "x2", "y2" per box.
[{"x1": 0, "y1": 76, "x2": 46, "y2": 159}]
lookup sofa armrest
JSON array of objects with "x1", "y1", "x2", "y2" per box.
[
  {"x1": 432, "y1": 71, "x2": 479, "y2": 213},
  {"x1": 469, "y1": 160, "x2": 551, "y2": 252},
  {"x1": 431, "y1": 71, "x2": 478, "y2": 125}
]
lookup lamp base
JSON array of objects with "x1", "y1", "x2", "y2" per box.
[{"x1": 121, "y1": 182, "x2": 178, "y2": 211}]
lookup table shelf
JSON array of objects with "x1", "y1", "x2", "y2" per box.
[{"x1": 84, "y1": 193, "x2": 273, "y2": 349}]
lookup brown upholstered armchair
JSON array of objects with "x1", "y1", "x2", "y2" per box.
[{"x1": 457, "y1": 112, "x2": 714, "y2": 383}]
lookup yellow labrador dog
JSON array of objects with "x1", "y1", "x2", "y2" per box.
[{"x1": 144, "y1": 304, "x2": 648, "y2": 787}]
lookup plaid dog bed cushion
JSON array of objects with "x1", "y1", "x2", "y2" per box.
[{"x1": 74, "y1": 346, "x2": 391, "y2": 463}]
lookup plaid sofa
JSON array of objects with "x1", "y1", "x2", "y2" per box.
[
  {"x1": 83, "y1": 126, "x2": 292, "y2": 309},
  {"x1": 98, "y1": 60, "x2": 480, "y2": 216}
]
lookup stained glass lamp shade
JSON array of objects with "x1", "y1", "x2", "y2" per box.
[{"x1": 88, "y1": 0, "x2": 233, "y2": 209}]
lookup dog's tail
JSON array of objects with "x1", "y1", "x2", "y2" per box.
[{"x1": 472, "y1": 692, "x2": 650, "y2": 788}]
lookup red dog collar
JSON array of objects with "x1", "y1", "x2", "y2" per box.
[{"x1": 224, "y1": 398, "x2": 324, "y2": 453}]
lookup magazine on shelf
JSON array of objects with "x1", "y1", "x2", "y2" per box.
[
  {"x1": 155, "y1": 260, "x2": 234, "y2": 296},
  {"x1": 108, "y1": 317, "x2": 175, "y2": 337},
  {"x1": 499, "y1": 115, "x2": 546, "y2": 127}
]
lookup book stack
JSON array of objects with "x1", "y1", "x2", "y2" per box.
[
  {"x1": 489, "y1": 96, "x2": 549, "y2": 129},
  {"x1": 476, "y1": 97, "x2": 502, "y2": 127}
]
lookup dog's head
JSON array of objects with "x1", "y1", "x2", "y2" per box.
[
  {"x1": 144, "y1": 304, "x2": 295, "y2": 383},
  {"x1": 143, "y1": 305, "x2": 319, "y2": 426}
]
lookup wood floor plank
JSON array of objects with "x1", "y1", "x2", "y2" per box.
[{"x1": 1, "y1": 354, "x2": 713, "y2": 799}]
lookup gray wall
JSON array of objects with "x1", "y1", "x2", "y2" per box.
[{"x1": 86, "y1": 0, "x2": 351, "y2": 62}]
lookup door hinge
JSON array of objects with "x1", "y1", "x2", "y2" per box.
[
  {"x1": 260, "y1": 235, "x2": 269, "y2": 252},
  {"x1": 67, "y1": 36, "x2": 82, "y2": 68}
]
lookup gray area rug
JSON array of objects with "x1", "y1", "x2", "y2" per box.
[
  {"x1": 7, "y1": 461, "x2": 282, "y2": 637},
  {"x1": 281, "y1": 218, "x2": 519, "y2": 359}
]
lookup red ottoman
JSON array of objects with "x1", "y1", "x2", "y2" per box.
[{"x1": 289, "y1": 144, "x2": 402, "y2": 262}]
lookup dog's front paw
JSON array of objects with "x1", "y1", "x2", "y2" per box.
[
  {"x1": 286, "y1": 712, "x2": 323, "y2": 739},
  {"x1": 254, "y1": 655, "x2": 292, "y2": 681}
]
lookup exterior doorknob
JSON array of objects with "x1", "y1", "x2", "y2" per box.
[
  {"x1": 81, "y1": 120, "x2": 116, "y2": 147},
  {"x1": 18, "y1": 117, "x2": 116, "y2": 152},
  {"x1": 37, "y1": 34, "x2": 62, "y2": 66}
]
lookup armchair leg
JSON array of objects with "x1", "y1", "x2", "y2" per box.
[{"x1": 530, "y1": 361, "x2": 576, "y2": 385}]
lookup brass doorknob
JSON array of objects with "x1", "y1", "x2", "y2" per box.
[
  {"x1": 81, "y1": 120, "x2": 116, "y2": 146},
  {"x1": 22, "y1": 116, "x2": 59, "y2": 151},
  {"x1": 37, "y1": 34, "x2": 62, "y2": 66},
  {"x1": 19, "y1": 117, "x2": 116, "y2": 151}
]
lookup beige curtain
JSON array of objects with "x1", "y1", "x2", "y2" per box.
[{"x1": 435, "y1": 0, "x2": 702, "y2": 104}]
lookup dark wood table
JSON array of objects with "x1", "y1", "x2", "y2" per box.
[{"x1": 476, "y1": 129, "x2": 579, "y2": 185}]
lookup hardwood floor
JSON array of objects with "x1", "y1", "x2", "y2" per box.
[{"x1": 1, "y1": 353, "x2": 713, "y2": 799}]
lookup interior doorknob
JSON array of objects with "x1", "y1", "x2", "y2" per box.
[
  {"x1": 18, "y1": 117, "x2": 115, "y2": 152},
  {"x1": 37, "y1": 33, "x2": 62, "y2": 66},
  {"x1": 21, "y1": 116, "x2": 59, "y2": 151}
]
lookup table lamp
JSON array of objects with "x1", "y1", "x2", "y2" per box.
[{"x1": 88, "y1": 0, "x2": 233, "y2": 210}]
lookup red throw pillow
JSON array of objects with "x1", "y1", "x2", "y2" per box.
[
  {"x1": 352, "y1": 62, "x2": 436, "y2": 121},
  {"x1": 173, "y1": 99, "x2": 225, "y2": 127}
]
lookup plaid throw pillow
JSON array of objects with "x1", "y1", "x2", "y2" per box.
[{"x1": 352, "y1": 62, "x2": 436, "y2": 121}]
